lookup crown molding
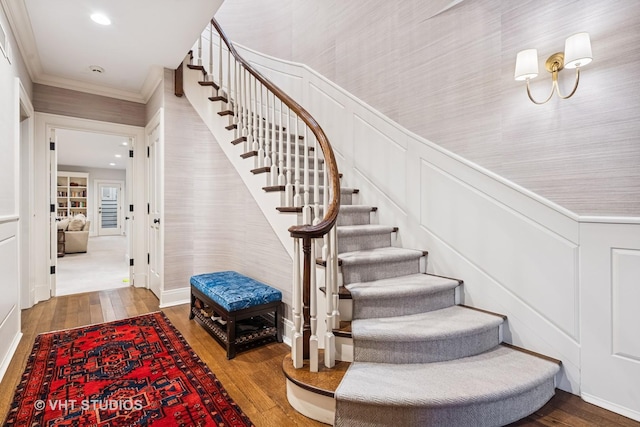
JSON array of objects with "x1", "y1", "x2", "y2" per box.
[
  {"x1": 1, "y1": 0, "x2": 43, "y2": 80},
  {"x1": 33, "y1": 73, "x2": 147, "y2": 103}
]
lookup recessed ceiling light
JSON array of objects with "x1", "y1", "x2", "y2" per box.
[
  {"x1": 121, "y1": 141, "x2": 128, "y2": 146},
  {"x1": 91, "y1": 13, "x2": 111, "y2": 26},
  {"x1": 115, "y1": 154, "x2": 122, "y2": 158},
  {"x1": 109, "y1": 162, "x2": 116, "y2": 166}
]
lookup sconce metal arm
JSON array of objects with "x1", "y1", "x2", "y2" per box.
[{"x1": 524, "y1": 52, "x2": 582, "y2": 104}]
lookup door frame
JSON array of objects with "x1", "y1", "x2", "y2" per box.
[
  {"x1": 33, "y1": 113, "x2": 147, "y2": 303},
  {"x1": 145, "y1": 108, "x2": 164, "y2": 299},
  {"x1": 94, "y1": 179, "x2": 125, "y2": 236}
]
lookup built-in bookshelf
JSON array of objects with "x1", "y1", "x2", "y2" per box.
[{"x1": 57, "y1": 171, "x2": 89, "y2": 218}]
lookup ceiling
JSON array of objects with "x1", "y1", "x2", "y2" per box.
[
  {"x1": 3, "y1": 0, "x2": 224, "y2": 171},
  {"x1": 56, "y1": 129, "x2": 130, "y2": 170},
  {"x1": 3, "y1": 0, "x2": 223, "y2": 102}
]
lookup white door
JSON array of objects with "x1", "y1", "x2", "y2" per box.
[
  {"x1": 126, "y1": 137, "x2": 134, "y2": 283},
  {"x1": 49, "y1": 128, "x2": 58, "y2": 296},
  {"x1": 146, "y1": 112, "x2": 163, "y2": 299},
  {"x1": 97, "y1": 181, "x2": 123, "y2": 236}
]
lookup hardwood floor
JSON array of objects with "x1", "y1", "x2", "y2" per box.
[{"x1": 1, "y1": 287, "x2": 638, "y2": 427}]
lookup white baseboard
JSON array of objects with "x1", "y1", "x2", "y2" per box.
[
  {"x1": 282, "y1": 317, "x2": 293, "y2": 347},
  {"x1": 159, "y1": 287, "x2": 190, "y2": 308},
  {"x1": 582, "y1": 393, "x2": 640, "y2": 422},
  {"x1": 0, "y1": 331, "x2": 22, "y2": 383}
]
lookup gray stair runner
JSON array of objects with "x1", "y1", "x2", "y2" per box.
[{"x1": 332, "y1": 186, "x2": 560, "y2": 426}]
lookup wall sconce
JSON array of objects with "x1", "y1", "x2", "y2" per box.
[{"x1": 514, "y1": 32, "x2": 592, "y2": 104}]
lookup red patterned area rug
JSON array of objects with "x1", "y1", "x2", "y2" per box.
[{"x1": 3, "y1": 312, "x2": 254, "y2": 427}]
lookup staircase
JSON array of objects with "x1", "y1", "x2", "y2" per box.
[
  {"x1": 185, "y1": 18, "x2": 561, "y2": 427},
  {"x1": 328, "y1": 206, "x2": 561, "y2": 426}
]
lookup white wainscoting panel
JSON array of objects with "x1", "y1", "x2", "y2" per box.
[
  {"x1": 353, "y1": 114, "x2": 407, "y2": 210},
  {"x1": 581, "y1": 222, "x2": 640, "y2": 422},
  {"x1": 420, "y1": 160, "x2": 579, "y2": 339},
  {"x1": 0, "y1": 219, "x2": 21, "y2": 383},
  {"x1": 612, "y1": 249, "x2": 640, "y2": 361}
]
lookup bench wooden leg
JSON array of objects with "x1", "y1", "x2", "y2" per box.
[
  {"x1": 227, "y1": 316, "x2": 236, "y2": 360},
  {"x1": 189, "y1": 292, "x2": 196, "y2": 320},
  {"x1": 276, "y1": 303, "x2": 283, "y2": 343}
]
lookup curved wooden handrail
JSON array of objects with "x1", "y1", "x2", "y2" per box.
[{"x1": 211, "y1": 18, "x2": 340, "y2": 238}]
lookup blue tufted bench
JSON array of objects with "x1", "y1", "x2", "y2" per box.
[{"x1": 189, "y1": 271, "x2": 282, "y2": 359}]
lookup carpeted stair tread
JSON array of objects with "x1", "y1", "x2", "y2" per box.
[
  {"x1": 335, "y1": 346, "x2": 560, "y2": 426},
  {"x1": 346, "y1": 273, "x2": 459, "y2": 300},
  {"x1": 339, "y1": 247, "x2": 425, "y2": 266},
  {"x1": 351, "y1": 305, "x2": 503, "y2": 342},
  {"x1": 337, "y1": 224, "x2": 396, "y2": 237}
]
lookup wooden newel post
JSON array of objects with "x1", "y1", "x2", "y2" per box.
[{"x1": 302, "y1": 236, "x2": 312, "y2": 359}]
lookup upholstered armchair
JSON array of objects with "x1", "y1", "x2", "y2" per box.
[
  {"x1": 65, "y1": 221, "x2": 90, "y2": 253},
  {"x1": 58, "y1": 215, "x2": 90, "y2": 254}
]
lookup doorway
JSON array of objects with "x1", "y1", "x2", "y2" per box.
[
  {"x1": 54, "y1": 129, "x2": 130, "y2": 296},
  {"x1": 30, "y1": 113, "x2": 147, "y2": 303},
  {"x1": 96, "y1": 180, "x2": 124, "y2": 236}
]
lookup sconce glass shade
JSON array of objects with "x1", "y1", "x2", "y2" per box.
[
  {"x1": 514, "y1": 49, "x2": 539, "y2": 81},
  {"x1": 564, "y1": 32, "x2": 592, "y2": 69}
]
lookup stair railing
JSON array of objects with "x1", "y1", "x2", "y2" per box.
[{"x1": 193, "y1": 19, "x2": 341, "y2": 371}]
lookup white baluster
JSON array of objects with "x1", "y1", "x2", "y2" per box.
[
  {"x1": 243, "y1": 69, "x2": 250, "y2": 152},
  {"x1": 252, "y1": 77, "x2": 259, "y2": 152},
  {"x1": 313, "y1": 134, "x2": 320, "y2": 225},
  {"x1": 208, "y1": 23, "x2": 213, "y2": 83},
  {"x1": 197, "y1": 34, "x2": 202, "y2": 66},
  {"x1": 246, "y1": 71, "x2": 253, "y2": 152},
  {"x1": 302, "y1": 127, "x2": 311, "y2": 225},
  {"x1": 264, "y1": 91, "x2": 272, "y2": 172},
  {"x1": 324, "y1": 228, "x2": 336, "y2": 369},
  {"x1": 292, "y1": 238, "x2": 303, "y2": 369},
  {"x1": 284, "y1": 107, "x2": 294, "y2": 206},
  {"x1": 331, "y1": 225, "x2": 340, "y2": 330},
  {"x1": 270, "y1": 94, "x2": 278, "y2": 186},
  {"x1": 226, "y1": 43, "x2": 231, "y2": 110},
  {"x1": 310, "y1": 237, "x2": 319, "y2": 372},
  {"x1": 233, "y1": 60, "x2": 240, "y2": 138},
  {"x1": 257, "y1": 82, "x2": 265, "y2": 168},
  {"x1": 293, "y1": 117, "x2": 302, "y2": 208},
  {"x1": 218, "y1": 33, "x2": 223, "y2": 95},
  {"x1": 278, "y1": 101, "x2": 286, "y2": 186},
  {"x1": 322, "y1": 163, "x2": 329, "y2": 261}
]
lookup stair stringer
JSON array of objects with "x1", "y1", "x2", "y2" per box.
[{"x1": 181, "y1": 59, "x2": 296, "y2": 260}]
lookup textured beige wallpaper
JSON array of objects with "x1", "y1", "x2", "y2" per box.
[
  {"x1": 161, "y1": 69, "x2": 293, "y2": 301},
  {"x1": 33, "y1": 84, "x2": 146, "y2": 127},
  {"x1": 216, "y1": 0, "x2": 640, "y2": 216}
]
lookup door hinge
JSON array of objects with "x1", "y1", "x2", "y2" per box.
[
  {"x1": 129, "y1": 258, "x2": 134, "y2": 267},
  {"x1": 129, "y1": 204, "x2": 134, "y2": 212},
  {"x1": 49, "y1": 140, "x2": 55, "y2": 150},
  {"x1": 147, "y1": 203, "x2": 150, "y2": 214},
  {"x1": 147, "y1": 253, "x2": 150, "y2": 264},
  {"x1": 50, "y1": 204, "x2": 55, "y2": 213},
  {"x1": 147, "y1": 146, "x2": 150, "y2": 157},
  {"x1": 50, "y1": 265, "x2": 56, "y2": 274},
  {"x1": 129, "y1": 149, "x2": 134, "y2": 158}
]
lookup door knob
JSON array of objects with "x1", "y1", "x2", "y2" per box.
[{"x1": 153, "y1": 218, "x2": 160, "y2": 224}]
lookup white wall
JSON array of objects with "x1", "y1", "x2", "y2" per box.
[
  {"x1": 222, "y1": 42, "x2": 640, "y2": 421},
  {"x1": 0, "y1": 3, "x2": 32, "y2": 382},
  {"x1": 216, "y1": 0, "x2": 640, "y2": 217}
]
